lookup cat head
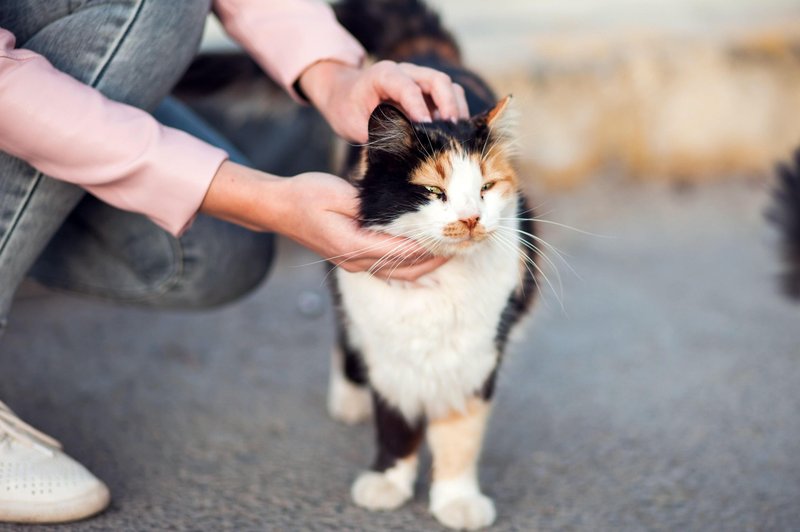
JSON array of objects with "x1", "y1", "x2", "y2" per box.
[{"x1": 355, "y1": 96, "x2": 519, "y2": 256}]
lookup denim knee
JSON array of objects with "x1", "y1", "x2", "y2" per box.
[
  {"x1": 81, "y1": 0, "x2": 213, "y2": 110},
  {"x1": 30, "y1": 202, "x2": 276, "y2": 309},
  {"x1": 173, "y1": 230, "x2": 276, "y2": 309},
  {"x1": 7, "y1": 0, "x2": 213, "y2": 112}
]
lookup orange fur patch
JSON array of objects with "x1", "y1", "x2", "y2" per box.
[
  {"x1": 486, "y1": 95, "x2": 512, "y2": 126},
  {"x1": 475, "y1": 152, "x2": 519, "y2": 195},
  {"x1": 427, "y1": 398, "x2": 491, "y2": 481},
  {"x1": 350, "y1": 149, "x2": 369, "y2": 182},
  {"x1": 410, "y1": 150, "x2": 453, "y2": 189}
]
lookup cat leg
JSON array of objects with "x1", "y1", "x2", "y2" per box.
[
  {"x1": 427, "y1": 397, "x2": 495, "y2": 530},
  {"x1": 328, "y1": 343, "x2": 372, "y2": 425},
  {"x1": 351, "y1": 394, "x2": 423, "y2": 510}
]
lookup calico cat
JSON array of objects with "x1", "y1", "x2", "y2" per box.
[
  {"x1": 769, "y1": 150, "x2": 800, "y2": 299},
  {"x1": 328, "y1": 1, "x2": 538, "y2": 529}
]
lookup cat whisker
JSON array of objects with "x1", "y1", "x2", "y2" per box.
[
  {"x1": 491, "y1": 231, "x2": 565, "y2": 313},
  {"x1": 366, "y1": 235, "x2": 431, "y2": 277},
  {"x1": 479, "y1": 129, "x2": 491, "y2": 161},
  {"x1": 348, "y1": 133, "x2": 407, "y2": 149},
  {"x1": 369, "y1": 241, "x2": 422, "y2": 275},
  {"x1": 418, "y1": 124, "x2": 436, "y2": 160},
  {"x1": 498, "y1": 217, "x2": 613, "y2": 239},
  {"x1": 488, "y1": 231, "x2": 549, "y2": 307},
  {"x1": 480, "y1": 139, "x2": 517, "y2": 164},
  {"x1": 498, "y1": 228, "x2": 565, "y2": 296},
  {"x1": 487, "y1": 232, "x2": 536, "y2": 300},
  {"x1": 514, "y1": 200, "x2": 552, "y2": 218},
  {"x1": 296, "y1": 225, "x2": 437, "y2": 269},
  {"x1": 296, "y1": 234, "x2": 422, "y2": 268},
  {"x1": 381, "y1": 235, "x2": 442, "y2": 280},
  {"x1": 314, "y1": 229, "x2": 435, "y2": 286},
  {"x1": 497, "y1": 226, "x2": 580, "y2": 281},
  {"x1": 370, "y1": 241, "x2": 438, "y2": 280}
]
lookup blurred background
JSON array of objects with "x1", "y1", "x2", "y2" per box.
[{"x1": 202, "y1": 0, "x2": 800, "y2": 187}]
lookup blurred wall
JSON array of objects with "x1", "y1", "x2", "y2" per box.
[
  {"x1": 430, "y1": 0, "x2": 800, "y2": 187},
  {"x1": 202, "y1": 0, "x2": 800, "y2": 187}
]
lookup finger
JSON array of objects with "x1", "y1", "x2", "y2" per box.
[
  {"x1": 342, "y1": 229, "x2": 432, "y2": 264},
  {"x1": 365, "y1": 244, "x2": 445, "y2": 276},
  {"x1": 454, "y1": 83, "x2": 469, "y2": 119},
  {"x1": 374, "y1": 64, "x2": 432, "y2": 122},
  {"x1": 373, "y1": 256, "x2": 449, "y2": 281},
  {"x1": 334, "y1": 250, "x2": 438, "y2": 275},
  {"x1": 399, "y1": 64, "x2": 460, "y2": 121}
]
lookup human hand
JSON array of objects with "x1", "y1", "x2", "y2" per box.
[
  {"x1": 298, "y1": 60, "x2": 469, "y2": 143},
  {"x1": 278, "y1": 172, "x2": 448, "y2": 280},
  {"x1": 200, "y1": 162, "x2": 447, "y2": 281}
]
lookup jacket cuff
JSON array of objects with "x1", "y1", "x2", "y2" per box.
[{"x1": 215, "y1": 0, "x2": 365, "y2": 103}]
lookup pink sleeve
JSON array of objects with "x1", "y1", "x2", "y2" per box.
[
  {"x1": 214, "y1": 0, "x2": 365, "y2": 101},
  {"x1": 0, "y1": 28, "x2": 228, "y2": 236}
]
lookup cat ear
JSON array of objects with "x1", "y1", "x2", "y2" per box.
[
  {"x1": 473, "y1": 95, "x2": 514, "y2": 132},
  {"x1": 368, "y1": 103, "x2": 414, "y2": 155}
]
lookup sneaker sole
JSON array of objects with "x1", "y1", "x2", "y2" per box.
[{"x1": 0, "y1": 482, "x2": 110, "y2": 524}]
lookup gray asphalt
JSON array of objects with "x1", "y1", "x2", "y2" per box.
[{"x1": 2, "y1": 176, "x2": 799, "y2": 531}]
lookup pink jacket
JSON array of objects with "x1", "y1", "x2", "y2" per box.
[{"x1": 0, "y1": 0, "x2": 364, "y2": 235}]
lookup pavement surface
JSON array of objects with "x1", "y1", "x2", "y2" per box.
[{"x1": 2, "y1": 176, "x2": 799, "y2": 531}]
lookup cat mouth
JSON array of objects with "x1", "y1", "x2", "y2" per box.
[{"x1": 445, "y1": 231, "x2": 490, "y2": 246}]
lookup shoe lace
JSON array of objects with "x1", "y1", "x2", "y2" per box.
[{"x1": 0, "y1": 400, "x2": 62, "y2": 456}]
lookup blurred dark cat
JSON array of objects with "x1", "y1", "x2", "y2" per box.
[
  {"x1": 327, "y1": 1, "x2": 538, "y2": 529},
  {"x1": 768, "y1": 150, "x2": 800, "y2": 300}
]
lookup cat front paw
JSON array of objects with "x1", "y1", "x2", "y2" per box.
[
  {"x1": 351, "y1": 471, "x2": 412, "y2": 510},
  {"x1": 431, "y1": 493, "x2": 496, "y2": 530}
]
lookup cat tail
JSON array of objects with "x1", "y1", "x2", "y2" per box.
[
  {"x1": 333, "y1": 0, "x2": 461, "y2": 65},
  {"x1": 768, "y1": 149, "x2": 800, "y2": 299}
]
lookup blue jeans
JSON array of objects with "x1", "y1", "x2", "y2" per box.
[{"x1": 0, "y1": 1, "x2": 275, "y2": 335}]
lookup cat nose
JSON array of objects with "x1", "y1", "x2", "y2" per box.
[{"x1": 461, "y1": 215, "x2": 480, "y2": 230}]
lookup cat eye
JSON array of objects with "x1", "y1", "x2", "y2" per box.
[
  {"x1": 425, "y1": 185, "x2": 446, "y2": 199},
  {"x1": 481, "y1": 181, "x2": 496, "y2": 192}
]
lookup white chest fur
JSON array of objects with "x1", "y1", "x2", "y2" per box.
[{"x1": 335, "y1": 234, "x2": 520, "y2": 421}]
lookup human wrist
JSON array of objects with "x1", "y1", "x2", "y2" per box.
[
  {"x1": 199, "y1": 160, "x2": 290, "y2": 233},
  {"x1": 298, "y1": 60, "x2": 357, "y2": 112}
]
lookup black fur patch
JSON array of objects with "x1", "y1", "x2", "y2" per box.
[
  {"x1": 327, "y1": 268, "x2": 370, "y2": 386},
  {"x1": 356, "y1": 105, "x2": 430, "y2": 226},
  {"x1": 343, "y1": 343, "x2": 369, "y2": 386},
  {"x1": 768, "y1": 149, "x2": 800, "y2": 300},
  {"x1": 372, "y1": 393, "x2": 424, "y2": 472},
  {"x1": 480, "y1": 367, "x2": 499, "y2": 401},
  {"x1": 494, "y1": 196, "x2": 538, "y2": 352}
]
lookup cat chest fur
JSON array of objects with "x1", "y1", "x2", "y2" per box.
[{"x1": 335, "y1": 236, "x2": 520, "y2": 421}]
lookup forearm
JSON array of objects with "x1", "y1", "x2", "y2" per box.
[
  {"x1": 199, "y1": 161, "x2": 301, "y2": 236},
  {"x1": 0, "y1": 28, "x2": 226, "y2": 236}
]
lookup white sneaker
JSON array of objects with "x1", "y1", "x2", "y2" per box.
[{"x1": 0, "y1": 400, "x2": 110, "y2": 523}]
